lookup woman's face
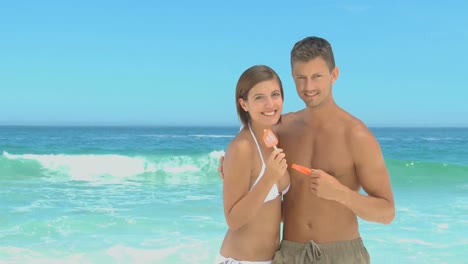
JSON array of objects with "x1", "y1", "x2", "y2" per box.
[{"x1": 239, "y1": 79, "x2": 283, "y2": 127}]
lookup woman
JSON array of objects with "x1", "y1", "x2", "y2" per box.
[{"x1": 216, "y1": 65, "x2": 290, "y2": 264}]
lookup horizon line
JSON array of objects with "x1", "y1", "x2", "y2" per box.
[{"x1": 1, "y1": 124, "x2": 468, "y2": 129}]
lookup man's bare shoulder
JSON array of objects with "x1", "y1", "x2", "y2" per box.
[
  {"x1": 335, "y1": 107, "x2": 369, "y2": 135},
  {"x1": 275, "y1": 110, "x2": 304, "y2": 133},
  {"x1": 282, "y1": 110, "x2": 303, "y2": 122},
  {"x1": 343, "y1": 117, "x2": 378, "y2": 146}
]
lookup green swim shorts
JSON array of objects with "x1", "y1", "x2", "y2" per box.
[{"x1": 272, "y1": 238, "x2": 370, "y2": 264}]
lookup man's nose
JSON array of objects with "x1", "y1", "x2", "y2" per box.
[{"x1": 305, "y1": 79, "x2": 314, "y2": 90}]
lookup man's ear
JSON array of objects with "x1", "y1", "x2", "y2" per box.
[
  {"x1": 331, "y1": 66, "x2": 339, "y2": 84},
  {"x1": 239, "y1": 98, "x2": 248, "y2": 112}
]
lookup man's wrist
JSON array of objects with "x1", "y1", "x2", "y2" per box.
[{"x1": 336, "y1": 185, "x2": 352, "y2": 205}]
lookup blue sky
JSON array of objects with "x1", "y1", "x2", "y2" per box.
[{"x1": 1, "y1": 1, "x2": 467, "y2": 127}]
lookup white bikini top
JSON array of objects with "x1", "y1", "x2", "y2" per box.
[{"x1": 248, "y1": 124, "x2": 290, "y2": 203}]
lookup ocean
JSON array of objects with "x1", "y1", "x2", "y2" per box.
[{"x1": 0, "y1": 126, "x2": 467, "y2": 263}]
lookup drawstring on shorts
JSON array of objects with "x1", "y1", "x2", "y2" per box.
[{"x1": 300, "y1": 240, "x2": 323, "y2": 263}]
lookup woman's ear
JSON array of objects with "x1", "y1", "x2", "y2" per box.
[{"x1": 239, "y1": 98, "x2": 248, "y2": 112}]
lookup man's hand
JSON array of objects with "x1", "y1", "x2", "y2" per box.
[
  {"x1": 218, "y1": 155, "x2": 225, "y2": 179},
  {"x1": 309, "y1": 169, "x2": 348, "y2": 202}
]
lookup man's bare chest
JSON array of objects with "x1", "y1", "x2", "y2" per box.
[{"x1": 281, "y1": 132, "x2": 355, "y2": 182}]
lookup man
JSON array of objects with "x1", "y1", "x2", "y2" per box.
[{"x1": 220, "y1": 36, "x2": 395, "y2": 263}]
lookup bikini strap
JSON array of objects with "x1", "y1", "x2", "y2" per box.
[
  {"x1": 248, "y1": 123, "x2": 266, "y2": 187},
  {"x1": 248, "y1": 123, "x2": 265, "y2": 164}
]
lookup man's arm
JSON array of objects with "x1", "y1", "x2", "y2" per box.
[
  {"x1": 309, "y1": 127, "x2": 395, "y2": 224},
  {"x1": 218, "y1": 155, "x2": 224, "y2": 179},
  {"x1": 340, "y1": 127, "x2": 395, "y2": 224}
]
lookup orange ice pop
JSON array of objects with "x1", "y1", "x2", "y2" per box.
[
  {"x1": 291, "y1": 164, "x2": 312, "y2": 175},
  {"x1": 263, "y1": 129, "x2": 278, "y2": 149}
]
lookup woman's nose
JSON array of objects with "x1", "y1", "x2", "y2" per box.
[{"x1": 265, "y1": 96, "x2": 274, "y2": 107}]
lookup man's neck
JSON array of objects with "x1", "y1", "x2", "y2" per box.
[{"x1": 303, "y1": 100, "x2": 338, "y2": 125}]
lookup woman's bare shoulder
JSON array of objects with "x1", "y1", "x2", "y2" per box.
[{"x1": 225, "y1": 131, "x2": 252, "y2": 159}]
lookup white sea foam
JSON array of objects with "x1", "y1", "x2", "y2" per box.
[
  {"x1": 0, "y1": 245, "x2": 183, "y2": 264},
  {"x1": 421, "y1": 137, "x2": 463, "y2": 141},
  {"x1": 2, "y1": 150, "x2": 225, "y2": 184},
  {"x1": 437, "y1": 223, "x2": 449, "y2": 229},
  {"x1": 163, "y1": 164, "x2": 200, "y2": 173},
  {"x1": 106, "y1": 244, "x2": 182, "y2": 262},
  {"x1": 4, "y1": 151, "x2": 151, "y2": 181},
  {"x1": 139, "y1": 134, "x2": 188, "y2": 138},
  {"x1": 397, "y1": 238, "x2": 443, "y2": 247},
  {"x1": 377, "y1": 137, "x2": 395, "y2": 141},
  {"x1": 190, "y1": 134, "x2": 234, "y2": 138},
  {"x1": 210, "y1": 150, "x2": 225, "y2": 159},
  {"x1": 12, "y1": 200, "x2": 51, "y2": 213}
]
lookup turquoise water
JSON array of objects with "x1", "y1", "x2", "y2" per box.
[{"x1": 0, "y1": 126, "x2": 467, "y2": 263}]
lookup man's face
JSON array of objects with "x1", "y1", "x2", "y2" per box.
[{"x1": 291, "y1": 57, "x2": 338, "y2": 108}]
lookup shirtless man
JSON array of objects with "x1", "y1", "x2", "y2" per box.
[
  {"x1": 219, "y1": 36, "x2": 395, "y2": 263},
  {"x1": 271, "y1": 36, "x2": 395, "y2": 263}
]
